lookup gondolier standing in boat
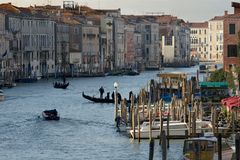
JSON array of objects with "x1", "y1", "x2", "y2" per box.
[{"x1": 99, "y1": 86, "x2": 104, "y2": 99}]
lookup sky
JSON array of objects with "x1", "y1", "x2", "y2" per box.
[{"x1": 0, "y1": 0, "x2": 234, "y2": 22}]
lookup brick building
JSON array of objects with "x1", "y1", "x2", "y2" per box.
[{"x1": 223, "y1": 2, "x2": 240, "y2": 71}]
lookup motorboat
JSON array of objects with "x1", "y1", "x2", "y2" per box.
[
  {"x1": 42, "y1": 109, "x2": 60, "y2": 120},
  {"x1": 0, "y1": 89, "x2": 4, "y2": 101},
  {"x1": 183, "y1": 136, "x2": 217, "y2": 160}
]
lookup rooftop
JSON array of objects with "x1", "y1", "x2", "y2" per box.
[{"x1": 189, "y1": 22, "x2": 208, "y2": 28}]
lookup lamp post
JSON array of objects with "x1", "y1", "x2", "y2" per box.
[{"x1": 114, "y1": 82, "x2": 119, "y2": 123}]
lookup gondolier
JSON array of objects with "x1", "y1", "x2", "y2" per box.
[{"x1": 99, "y1": 86, "x2": 104, "y2": 99}]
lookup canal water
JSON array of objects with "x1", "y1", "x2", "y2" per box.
[{"x1": 0, "y1": 65, "x2": 204, "y2": 160}]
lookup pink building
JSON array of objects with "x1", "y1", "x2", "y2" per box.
[{"x1": 124, "y1": 25, "x2": 135, "y2": 67}]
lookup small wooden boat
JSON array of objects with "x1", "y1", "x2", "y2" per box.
[
  {"x1": 53, "y1": 82, "x2": 69, "y2": 89},
  {"x1": 82, "y1": 92, "x2": 114, "y2": 103},
  {"x1": 0, "y1": 89, "x2": 4, "y2": 101},
  {"x1": 42, "y1": 109, "x2": 60, "y2": 120}
]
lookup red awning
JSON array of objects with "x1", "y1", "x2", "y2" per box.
[{"x1": 221, "y1": 96, "x2": 240, "y2": 110}]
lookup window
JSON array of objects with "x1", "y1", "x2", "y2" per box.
[
  {"x1": 146, "y1": 34, "x2": 149, "y2": 41},
  {"x1": 229, "y1": 24, "x2": 235, "y2": 34},
  {"x1": 146, "y1": 48, "x2": 149, "y2": 54},
  {"x1": 227, "y1": 45, "x2": 237, "y2": 57}
]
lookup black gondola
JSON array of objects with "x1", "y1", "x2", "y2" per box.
[
  {"x1": 82, "y1": 92, "x2": 130, "y2": 104},
  {"x1": 82, "y1": 92, "x2": 115, "y2": 103},
  {"x1": 42, "y1": 109, "x2": 60, "y2": 120},
  {"x1": 53, "y1": 82, "x2": 69, "y2": 89}
]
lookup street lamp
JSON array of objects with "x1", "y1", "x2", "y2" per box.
[{"x1": 114, "y1": 82, "x2": 119, "y2": 124}]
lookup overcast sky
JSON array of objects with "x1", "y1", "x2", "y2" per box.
[{"x1": 0, "y1": 0, "x2": 234, "y2": 22}]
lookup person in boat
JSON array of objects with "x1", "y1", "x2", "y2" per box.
[
  {"x1": 99, "y1": 86, "x2": 104, "y2": 99},
  {"x1": 105, "y1": 92, "x2": 110, "y2": 100},
  {"x1": 111, "y1": 92, "x2": 114, "y2": 100},
  {"x1": 62, "y1": 76, "x2": 66, "y2": 84},
  {"x1": 117, "y1": 93, "x2": 122, "y2": 102}
]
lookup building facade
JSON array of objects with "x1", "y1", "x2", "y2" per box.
[
  {"x1": 124, "y1": 24, "x2": 135, "y2": 68},
  {"x1": 189, "y1": 22, "x2": 209, "y2": 61},
  {"x1": 223, "y1": 3, "x2": 240, "y2": 71},
  {"x1": 162, "y1": 36, "x2": 175, "y2": 63},
  {"x1": 0, "y1": 11, "x2": 11, "y2": 83},
  {"x1": 81, "y1": 23, "x2": 100, "y2": 73},
  {"x1": 136, "y1": 22, "x2": 160, "y2": 69},
  {"x1": 208, "y1": 17, "x2": 224, "y2": 62}
]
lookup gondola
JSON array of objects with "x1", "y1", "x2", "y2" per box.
[
  {"x1": 53, "y1": 82, "x2": 69, "y2": 89},
  {"x1": 82, "y1": 92, "x2": 132, "y2": 104},
  {"x1": 42, "y1": 109, "x2": 60, "y2": 120},
  {"x1": 82, "y1": 92, "x2": 115, "y2": 103}
]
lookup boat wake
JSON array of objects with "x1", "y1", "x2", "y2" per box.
[{"x1": 59, "y1": 117, "x2": 113, "y2": 128}]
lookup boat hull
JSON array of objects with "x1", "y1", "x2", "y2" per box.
[
  {"x1": 53, "y1": 82, "x2": 69, "y2": 89},
  {"x1": 82, "y1": 92, "x2": 114, "y2": 103},
  {"x1": 130, "y1": 128, "x2": 188, "y2": 139},
  {"x1": 42, "y1": 111, "x2": 60, "y2": 121}
]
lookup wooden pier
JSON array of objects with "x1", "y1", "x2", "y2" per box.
[{"x1": 114, "y1": 71, "x2": 236, "y2": 159}]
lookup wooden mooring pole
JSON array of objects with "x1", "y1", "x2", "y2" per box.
[
  {"x1": 161, "y1": 130, "x2": 167, "y2": 160},
  {"x1": 149, "y1": 109, "x2": 152, "y2": 140},
  {"x1": 159, "y1": 100, "x2": 163, "y2": 145},
  {"x1": 137, "y1": 105, "x2": 141, "y2": 142},
  {"x1": 149, "y1": 139, "x2": 154, "y2": 160},
  {"x1": 217, "y1": 133, "x2": 222, "y2": 160},
  {"x1": 236, "y1": 133, "x2": 240, "y2": 160},
  {"x1": 132, "y1": 106, "x2": 135, "y2": 139},
  {"x1": 167, "y1": 113, "x2": 170, "y2": 148},
  {"x1": 192, "y1": 111, "x2": 196, "y2": 137}
]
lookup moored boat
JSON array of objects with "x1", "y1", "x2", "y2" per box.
[
  {"x1": 0, "y1": 89, "x2": 4, "y2": 101},
  {"x1": 183, "y1": 136, "x2": 217, "y2": 160},
  {"x1": 129, "y1": 121, "x2": 189, "y2": 139},
  {"x1": 42, "y1": 109, "x2": 60, "y2": 120}
]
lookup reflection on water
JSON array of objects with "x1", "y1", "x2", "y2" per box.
[{"x1": 0, "y1": 67, "x2": 205, "y2": 159}]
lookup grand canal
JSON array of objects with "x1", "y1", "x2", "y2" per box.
[{"x1": 0, "y1": 65, "x2": 205, "y2": 160}]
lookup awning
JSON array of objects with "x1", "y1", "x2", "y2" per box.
[{"x1": 221, "y1": 96, "x2": 240, "y2": 110}]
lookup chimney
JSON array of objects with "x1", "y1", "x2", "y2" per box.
[{"x1": 224, "y1": 10, "x2": 228, "y2": 16}]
